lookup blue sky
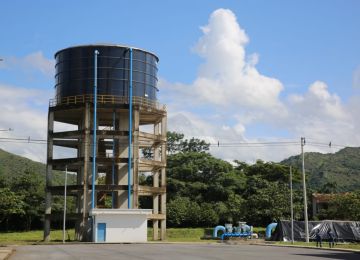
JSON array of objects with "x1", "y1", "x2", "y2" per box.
[{"x1": 0, "y1": 0, "x2": 360, "y2": 162}]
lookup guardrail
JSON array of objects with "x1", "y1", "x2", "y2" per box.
[{"x1": 49, "y1": 94, "x2": 166, "y2": 111}]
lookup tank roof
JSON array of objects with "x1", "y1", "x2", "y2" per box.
[{"x1": 55, "y1": 43, "x2": 159, "y2": 62}]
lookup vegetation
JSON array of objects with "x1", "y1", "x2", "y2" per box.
[
  {"x1": 0, "y1": 229, "x2": 76, "y2": 245},
  {"x1": 316, "y1": 191, "x2": 360, "y2": 220},
  {"x1": 282, "y1": 147, "x2": 360, "y2": 192},
  {"x1": 275, "y1": 241, "x2": 360, "y2": 250},
  {"x1": 0, "y1": 148, "x2": 76, "y2": 231},
  {"x1": 1, "y1": 131, "x2": 360, "y2": 234}
]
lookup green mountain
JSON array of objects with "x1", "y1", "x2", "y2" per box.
[
  {"x1": 0, "y1": 148, "x2": 74, "y2": 187},
  {"x1": 281, "y1": 147, "x2": 360, "y2": 192},
  {"x1": 0, "y1": 148, "x2": 46, "y2": 184},
  {"x1": 2, "y1": 146, "x2": 360, "y2": 192},
  {"x1": 0, "y1": 148, "x2": 77, "y2": 230}
]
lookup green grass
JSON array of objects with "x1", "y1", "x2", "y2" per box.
[
  {"x1": 1, "y1": 228, "x2": 213, "y2": 244},
  {"x1": 4, "y1": 227, "x2": 360, "y2": 251},
  {"x1": 275, "y1": 241, "x2": 360, "y2": 250},
  {"x1": 0, "y1": 229, "x2": 76, "y2": 245},
  {"x1": 0, "y1": 227, "x2": 266, "y2": 245},
  {"x1": 148, "y1": 228, "x2": 214, "y2": 242}
]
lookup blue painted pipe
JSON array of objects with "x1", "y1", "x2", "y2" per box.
[
  {"x1": 266, "y1": 223, "x2": 278, "y2": 239},
  {"x1": 91, "y1": 50, "x2": 99, "y2": 209},
  {"x1": 221, "y1": 232, "x2": 253, "y2": 240},
  {"x1": 127, "y1": 48, "x2": 133, "y2": 209},
  {"x1": 112, "y1": 110, "x2": 116, "y2": 208},
  {"x1": 213, "y1": 225, "x2": 226, "y2": 238}
]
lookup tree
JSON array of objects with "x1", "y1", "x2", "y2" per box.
[
  {"x1": 143, "y1": 131, "x2": 210, "y2": 158},
  {"x1": 167, "y1": 197, "x2": 201, "y2": 227},
  {"x1": 180, "y1": 137, "x2": 210, "y2": 153},
  {"x1": 167, "y1": 131, "x2": 185, "y2": 155},
  {"x1": 11, "y1": 170, "x2": 44, "y2": 230},
  {"x1": 318, "y1": 191, "x2": 360, "y2": 220},
  {"x1": 198, "y1": 203, "x2": 219, "y2": 227},
  {"x1": 0, "y1": 188, "x2": 25, "y2": 230},
  {"x1": 243, "y1": 180, "x2": 293, "y2": 226}
]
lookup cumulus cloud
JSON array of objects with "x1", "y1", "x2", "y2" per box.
[
  {"x1": 161, "y1": 9, "x2": 285, "y2": 116},
  {"x1": 1, "y1": 51, "x2": 54, "y2": 77},
  {"x1": 161, "y1": 8, "x2": 360, "y2": 162},
  {"x1": 0, "y1": 84, "x2": 51, "y2": 162},
  {"x1": 192, "y1": 9, "x2": 284, "y2": 112}
]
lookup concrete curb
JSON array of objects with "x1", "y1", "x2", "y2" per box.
[{"x1": 0, "y1": 248, "x2": 14, "y2": 260}]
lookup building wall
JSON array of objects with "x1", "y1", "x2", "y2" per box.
[{"x1": 93, "y1": 211, "x2": 150, "y2": 243}]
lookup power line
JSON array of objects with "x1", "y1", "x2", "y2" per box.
[{"x1": 0, "y1": 137, "x2": 358, "y2": 149}]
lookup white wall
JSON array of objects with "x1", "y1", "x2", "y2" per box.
[{"x1": 92, "y1": 209, "x2": 150, "y2": 243}]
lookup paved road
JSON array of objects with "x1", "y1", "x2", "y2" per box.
[{"x1": 10, "y1": 243, "x2": 359, "y2": 260}]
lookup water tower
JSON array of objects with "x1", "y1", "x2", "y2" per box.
[{"x1": 44, "y1": 44, "x2": 167, "y2": 241}]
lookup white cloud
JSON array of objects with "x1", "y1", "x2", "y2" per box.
[
  {"x1": 160, "y1": 8, "x2": 360, "y2": 162},
  {"x1": 1, "y1": 51, "x2": 54, "y2": 77},
  {"x1": 288, "y1": 81, "x2": 348, "y2": 121},
  {"x1": 192, "y1": 9, "x2": 284, "y2": 111},
  {"x1": 160, "y1": 8, "x2": 287, "y2": 122},
  {"x1": 0, "y1": 84, "x2": 51, "y2": 162}
]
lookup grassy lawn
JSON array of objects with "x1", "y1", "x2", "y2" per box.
[
  {"x1": 274, "y1": 241, "x2": 360, "y2": 250},
  {"x1": 148, "y1": 228, "x2": 214, "y2": 242},
  {"x1": 0, "y1": 229, "x2": 76, "y2": 245},
  {"x1": 0, "y1": 227, "x2": 266, "y2": 245},
  {"x1": 0, "y1": 228, "x2": 212, "y2": 245},
  {"x1": 2, "y1": 227, "x2": 359, "y2": 251}
]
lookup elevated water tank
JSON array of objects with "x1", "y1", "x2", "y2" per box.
[{"x1": 54, "y1": 44, "x2": 159, "y2": 100}]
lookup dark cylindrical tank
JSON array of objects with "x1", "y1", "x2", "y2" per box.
[{"x1": 54, "y1": 44, "x2": 159, "y2": 100}]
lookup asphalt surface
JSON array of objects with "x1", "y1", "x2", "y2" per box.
[{"x1": 10, "y1": 243, "x2": 359, "y2": 260}]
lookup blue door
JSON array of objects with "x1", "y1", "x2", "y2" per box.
[{"x1": 97, "y1": 223, "x2": 106, "y2": 242}]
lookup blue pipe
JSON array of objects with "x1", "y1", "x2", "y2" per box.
[
  {"x1": 127, "y1": 48, "x2": 133, "y2": 209},
  {"x1": 112, "y1": 110, "x2": 115, "y2": 208},
  {"x1": 213, "y1": 225, "x2": 226, "y2": 238},
  {"x1": 266, "y1": 223, "x2": 278, "y2": 239},
  {"x1": 91, "y1": 50, "x2": 99, "y2": 209}
]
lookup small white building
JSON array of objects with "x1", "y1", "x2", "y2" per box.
[{"x1": 90, "y1": 209, "x2": 152, "y2": 243}]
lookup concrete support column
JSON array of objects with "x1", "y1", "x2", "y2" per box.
[
  {"x1": 152, "y1": 122, "x2": 161, "y2": 240},
  {"x1": 153, "y1": 171, "x2": 159, "y2": 240},
  {"x1": 133, "y1": 109, "x2": 140, "y2": 208},
  {"x1": 160, "y1": 116, "x2": 167, "y2": 240},
  {"x1": 44, "y1": 111, "x2": 54, "y2": 242},
  {"x1": 116, "y1": 112, "x2": 129, "y2": 208},
  {"x1": 82, "y1": 103, "x2": 92, "y2": 240}
]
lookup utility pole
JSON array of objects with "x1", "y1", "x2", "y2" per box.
[
  {"x1": 301, "y1": 137, "x2": 309, "y2": 243},
  {"x1": 290, "y1": 166, "x2": 294, "y2": 244}
]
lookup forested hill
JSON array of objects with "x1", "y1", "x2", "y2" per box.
[
  {"x1": 0, "y1": 148, "x2": 45, "y2": 183},
  {"x1": 281, "y1": 147, "x2": 360, "y2": 192},
  {"x1": 1, "y1": 137, "x2": 360, "y2": 230},
  {"x1": 2, "y1": 145, "x2": 360, "y2": 193},
  {"x1": 0, "y1": 148, "x2": 76, "y2": 230},
  {"x1": 0, "y1": 148, "x2": 74, "y2": 186}
]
